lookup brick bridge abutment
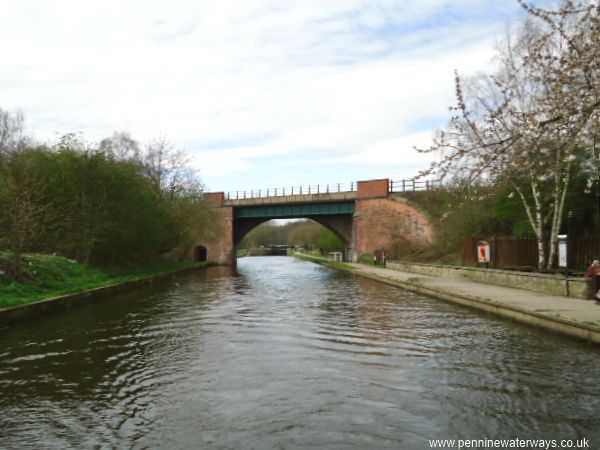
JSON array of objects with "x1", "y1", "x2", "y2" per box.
[{"x1": 198, "y1": 179, "x2": 433, "y2": 264}]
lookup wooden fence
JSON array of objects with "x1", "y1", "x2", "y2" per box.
[
  {"x1": 462, "y1": 236, "x2": 600, "y2": 271},
  {"x1": 570, "y1": 236, "x2": 600, "y2": 269}
]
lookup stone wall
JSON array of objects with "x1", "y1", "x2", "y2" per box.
[{"x1": 386, "y1": 261, "x2": 590, "y2": 299}]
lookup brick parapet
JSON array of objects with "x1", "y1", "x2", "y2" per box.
[
  {"x1": 357, "y1": 179, "x2": 389, "y2": 199},
  {"x1": 206, "y1": 192, "x2": 225, "y2": 207}
]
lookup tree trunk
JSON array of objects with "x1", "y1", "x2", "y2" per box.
[
  {"x1": 547, "y1": 159, "x2": 571, "y2": 270},
  {"x1": 537, "y1": 236, "x2": 545, "y2": 271},
  {"x1": 515, "y1": 182, "x2": 545, "y2": 269}
]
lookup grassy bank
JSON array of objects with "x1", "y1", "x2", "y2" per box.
[
  {"x1": 0, "y1": 253, "x2": 202, "y2": 309},
  {"x1": 237, "y1": 247, "x2": 273, "y2": 257}
]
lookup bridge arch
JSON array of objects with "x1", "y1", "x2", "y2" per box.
[
  {"x1": 203, "y1": 178, "x2": 434, "y2": 265},
  {"x1": 234, "y1": 216, "x2": 351, "y2": 249}
]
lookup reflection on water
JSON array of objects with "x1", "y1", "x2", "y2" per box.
[{"x1": 0, "y1": 257, "x2": 599, "y2": 449}]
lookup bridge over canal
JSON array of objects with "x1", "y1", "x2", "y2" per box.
[{"x1": 200, "y1": 178, "x2": 436, "y2": 264}]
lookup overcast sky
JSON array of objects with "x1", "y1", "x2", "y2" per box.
[{"x1": 1, "y1": 1, "x2": 546, "y2": 193}]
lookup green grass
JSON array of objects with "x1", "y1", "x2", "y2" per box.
[
  {"x1": 0, "y1": 253, "x2": 201, "y2": 309},
  {"x1": 293, "y1": 252, "x2": 328, "y2": 262},
  {"x1": 237, "y1": 248, "x2": 249, "y2": 258},
  {"x1": 327, "y1": 261, "x2": 356, "y2": 271},
  {"x1": 292, "y1": 252, "x2": 355, "y2": 271},
  {"x1": 356, "y1": 254, "x2": 389, "y2": 268}
]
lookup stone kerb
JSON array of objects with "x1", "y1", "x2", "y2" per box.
[{"x1": 386, "y1": 261, "x2": 589, "y2": 299}]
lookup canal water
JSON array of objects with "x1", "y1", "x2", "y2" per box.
[{"x1": 1, "y1": 256, "x2": 599, "y2": 449}]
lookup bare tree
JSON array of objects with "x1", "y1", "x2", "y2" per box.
[
  {"x1": 141, "y1": 136, "x2": 205, "y2": 201},
  {"x1": 519, "y1": 0, "x2": 600, "y2": 226},
  {"x1": 56, "y1": 132, "x2": 89, "y2": 153},
  {"x1": 418, "y1": 9, "x2": 595, "y2": 269},
  {"x1": 99, "y1": 131, "x2": 141, "y2": 161},
  {"x1": 0, "y1": 108, "x2": 27, "y2": 156}
]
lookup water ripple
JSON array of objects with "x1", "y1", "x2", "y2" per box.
[{"x1": 1, "y1": 256, "x2": 600, "y2": 449}]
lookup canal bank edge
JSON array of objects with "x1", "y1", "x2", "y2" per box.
[
  {"x1": 294, "y1": 253, "x2": 600, "y2": 345},
  {"x1": 0, "y1": 264, "x2": 212, "y2": 327},
  {"x1": 385, "y1": 261, "x2": 589, "y2": 299}
]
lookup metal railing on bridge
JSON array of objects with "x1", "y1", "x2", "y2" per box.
[
  {"x1": 224, "y1": 178, "x2": 440, "y2": 200},
  {"x1": 388, "y1": 179, "x2": 441, "y2": 192},
  {"x1": 225, "y1": 182, "x2": 357, "y2": 200}
]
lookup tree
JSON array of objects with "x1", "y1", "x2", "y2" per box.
[
  {"x1": 141, "y1": 136, "x2": 202, "y2": 201},
  {"x1": 287, "y1": 221, "x2": 322, "y2": 249},
  {"x1": 314, "y1": 228, "x2": 344, "y2": 253},
  {"x1": 0, "y1": 108, "x2": 27, "y2": 156},
  {"x1": 418, "y1": 2, "x2": 600, "y2": 269},
  {"x1": 0, "y1": 110, "x2": 215, "y2": 271},
  {"x1": 0, "y1": 150, "x2": 51, "y2": 280},
  {"x1": 44, "y1": 148, "x2": 111, "y2": 264},
  {"x1": 240, "y1": 220, "x2": 345, "y2": 253},
  {"x1": 99, "y1": 131, "x2": 141, "y2": 161},
  {"x1": 240, "y1": 222, "x2": 289, "y2": 248},
  {"x1": 518, "y1": 0, "x2": 600, "y2": 227}
]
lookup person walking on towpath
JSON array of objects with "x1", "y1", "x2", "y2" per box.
[{"x1": 586, "y1": 260, "x2": 600, "y2": 304}]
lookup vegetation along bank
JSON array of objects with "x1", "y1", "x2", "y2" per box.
[{"x1": 0, "y1": 109, "x2": 219, "y2": 308}]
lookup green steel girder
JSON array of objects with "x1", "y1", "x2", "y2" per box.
[{"x1": 234, "y1": 201, "x2": 355, "y2": 218}]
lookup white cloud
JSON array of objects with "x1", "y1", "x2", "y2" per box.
[{"x1": 1, "y1": 0, "x2": 528, "y2": 190}]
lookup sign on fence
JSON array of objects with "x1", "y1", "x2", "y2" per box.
[
  {"x1": 477, "y1": 240, "x2": 490, "y2": 265},
  {"x1": 558, "y1": 235, "x2": 567, "y2": 268},
  {"x1": 464, "y1": 235, "x2": 600, "y2": 270}
]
